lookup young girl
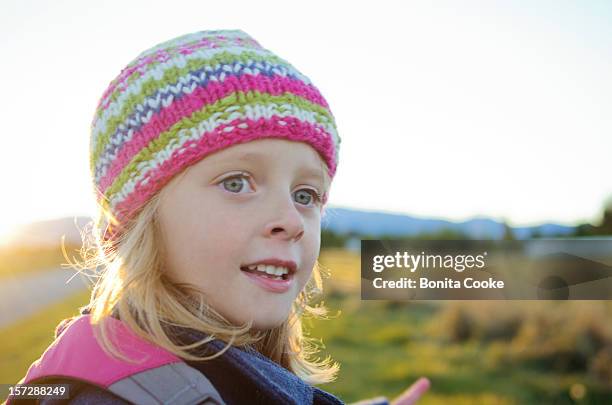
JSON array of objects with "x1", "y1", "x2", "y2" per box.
[{"x1": 7, "y1": 29, "x2": 429, "y2": 405}]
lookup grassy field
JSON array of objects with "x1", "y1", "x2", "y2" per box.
[
  {"x1": 0, "y1": 244, "x2": 82, "y2": 279},
  {"x1": 0, "y1": 289, "x2": 90, "y2": 384},
  {"x1": 1, "y1": 248, "x2": 611, "y2": 404},
  {"x1": 311, "y1": 249, "x2": 612, "y2": 404}
]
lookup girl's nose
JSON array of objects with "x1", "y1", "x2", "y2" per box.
[{"x1": 264, "y1": 198, "x2": 305, "y2": 242}]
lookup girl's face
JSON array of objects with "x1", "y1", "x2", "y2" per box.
[{"x1": 157, "y1": 138, "x2": 328, "y2": 330}]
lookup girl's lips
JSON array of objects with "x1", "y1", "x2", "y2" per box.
[{"x1": 240, "y1": 268, "x2": 294, "y2": 293}]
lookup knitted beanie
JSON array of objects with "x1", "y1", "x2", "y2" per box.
[{"x1": 89, "y1": 29, "x2": 341, "y2": 241}]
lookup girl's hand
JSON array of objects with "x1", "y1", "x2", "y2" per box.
[{"x1": 390, "y1": 377, "x2": 430, "y2": 405}]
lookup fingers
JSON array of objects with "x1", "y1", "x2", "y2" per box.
[{"x1": 391, "y1": 377, "x2": 431, "y2": 405}]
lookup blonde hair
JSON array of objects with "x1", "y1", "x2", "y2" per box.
[{"x1": 66, "y1": 164, "x2": 339, "y2": 386}]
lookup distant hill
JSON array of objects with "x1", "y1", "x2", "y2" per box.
[
  {"x1": 322, "y1": 207, "x2": 575, "y2": 239},
  {"x1": 1, "y1": 206, "x2": 576, "y2": 248}
]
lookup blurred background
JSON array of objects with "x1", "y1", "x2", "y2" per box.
[{"x1": 1, "y1": 0, "x2": 611, "y2": 403}]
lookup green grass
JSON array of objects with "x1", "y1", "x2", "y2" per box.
[
  {"x1": 309, "y1": 249, "x2": 612, "y2": 404},
  {"x1": 0, "y1": 290, "x2": 90, "y2": 385},
  {"x1": 307, "y1": 297, "x2": 612, "y2": 404}
]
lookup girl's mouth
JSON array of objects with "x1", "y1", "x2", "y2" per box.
[
  {"x1": 240, "y1": 266, "x2": 289, "y2": 280},
  {"x1": 240, "y1": 266, "x2": 294, "y2": 293}
]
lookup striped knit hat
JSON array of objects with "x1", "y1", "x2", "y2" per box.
[{"x1": 89, "y1": 29, "x2": 341, "y2": 241}]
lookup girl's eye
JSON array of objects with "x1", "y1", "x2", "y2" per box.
[
  {"x1": 219, "y1": 174, "x2": 253, "y2": 194},
  {"x1": 218, "y1": 174, "x2": 321, "y2": 207},
  {"x1": 294, "y1": 188, "x2": 322, "y2": 207}
]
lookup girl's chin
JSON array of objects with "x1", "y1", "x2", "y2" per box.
[{"x1": 242, "y1": 310, "x2": 292, "y2": 331}]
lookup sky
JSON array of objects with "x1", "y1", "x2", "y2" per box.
[{"x1": 0, "y1": 0, "x2": 611, "y2": 241}]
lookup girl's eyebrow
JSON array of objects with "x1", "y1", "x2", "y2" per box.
[
  {"x1": 234, "y1": 152, "x2": 323, "y2": 179},
  {"x1": 233, "y1": 152, "x2": 266, "y2": 163},
  {"x1": 296, "y1": 166, "x2": 324, "y2": 183},
  {"x1": 227, "y1": 151, "x2": 324, "y2": 183},
  {"x1": 205, "y1": 152, "x2": 264, "y2": 171}
]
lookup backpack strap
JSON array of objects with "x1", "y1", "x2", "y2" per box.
[
  {"x1": 8, "y1": 314, "x2": 226, "y2": 405},
  {"x1": 108, "y1": 362, "x2": 225, "y2": 404}
]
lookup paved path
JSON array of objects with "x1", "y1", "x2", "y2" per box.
[{"x1": 0, "y1": 268, "x2": 90, "y2": 329}]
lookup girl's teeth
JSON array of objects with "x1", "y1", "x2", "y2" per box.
[
  {"x1": 245, "y1": 265, "x2": 285, "y2": 280},
  {"x1": 253, "y1": 264, "x2": 289, "y2": 276}
]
